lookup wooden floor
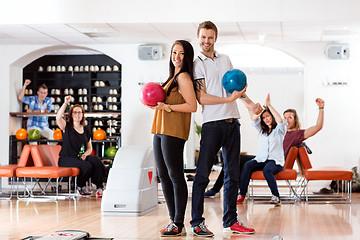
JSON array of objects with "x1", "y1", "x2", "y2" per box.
[{"x1": 1, "y1": 177, "x2": 360, "y2": 240}]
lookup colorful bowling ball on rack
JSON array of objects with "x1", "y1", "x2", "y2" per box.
[
  {"x1": 139, "y1": 82, "x2": 165, "y2": 107},
  {"x1": 28, "y1": 129, "x2": 41, "y2": 140},
  {"x1": 53, "y1": 128, "x2": 63, "y2": 140},
  {"x1": 106, "y1": 146, "x2": 118, "y2": 158},
  {"x1": 222, "y1": 69, "x2": 247, "y2": 93},
  {"x1": 16, "y1": 128, "x2": 28, "y2": 140},
  {"x1": 93, "y1": 128, "x2": 106, "y2": 140}
]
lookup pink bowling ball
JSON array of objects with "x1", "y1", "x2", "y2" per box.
[{"x1": 139, "y1": 82, "x2": 165, "y2": 107}]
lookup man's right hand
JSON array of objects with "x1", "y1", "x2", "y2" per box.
[
  {"x1": 231, "y1": 85, "x2": 248, "y2": 101},
  {"x1": 24, "y1": 79, "x2": 31, "y2": 87}
]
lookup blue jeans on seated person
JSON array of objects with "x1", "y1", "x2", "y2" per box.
[{"x1": 239, "y1": 159, "x2": 283, "y2": 198}]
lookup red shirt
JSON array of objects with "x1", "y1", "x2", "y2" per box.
[{"x1": 283, "y1": 129, "x2": 305, "y2": 154}]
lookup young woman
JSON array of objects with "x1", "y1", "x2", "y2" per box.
[
  {"x1": 150, "y1": 40, "x2": 197, "y2": 236},
  {"x1": 238, "y1": 94, "x2": 287, "y2": 206},
  {"x1": 283, "y1": 98, "x2": 324, "y2": 155},
  {"x1": 56, "y1": 97, "x2": 106, "y2": 197}
]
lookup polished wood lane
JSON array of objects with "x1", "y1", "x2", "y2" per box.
[{"x1": 0, "y1": 188, "x2": 359, "y2": 239}]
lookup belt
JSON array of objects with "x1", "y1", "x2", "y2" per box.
[{"x1": 224, "y1": 118, "x2": 235, "y2": 123}]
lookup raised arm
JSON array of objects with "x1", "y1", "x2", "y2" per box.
[
  {"x1": 240, "y1": 93, "x2": 263, "y2": 116},
  {"x1": 303, "y1": 98, "x2": 324, "y2": 139},
  {"x1": 18, "y1": 79, "x2": 31, "y2": 101},
  {"x1": 56, "y1": 96, "x2": 71, "y2": 131},
  {"x1": 265, "y1": 93, "x2": 282, "y2": 123}
]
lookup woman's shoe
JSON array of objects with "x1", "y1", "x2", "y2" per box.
[{"x1": 77, "y1": 187, "x2": 91, "y2": 196}]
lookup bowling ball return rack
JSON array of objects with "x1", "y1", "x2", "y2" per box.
[{"x1": 21, "y1": 230, "x2": 113, "y2": 240}]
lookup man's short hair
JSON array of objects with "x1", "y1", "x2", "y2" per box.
[
  {"x1": 38, "y1": 83, "x2": 48, "y2": 91},
  {"x1": 197, "y1": 21, "x2": 218, "y2": 38}
]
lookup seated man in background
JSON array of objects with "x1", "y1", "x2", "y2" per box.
[{"x1": 18, "y1": 79, "x2": 54, "y2": 141}]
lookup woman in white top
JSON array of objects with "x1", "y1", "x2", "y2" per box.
[{"x1": 238, "y1": 93, "x2": 287, "y2": 205}]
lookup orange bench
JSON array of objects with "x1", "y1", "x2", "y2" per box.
[
  {"x1": 250, "y1": 147, "x2": 299, "y2": 201},
  {"x1": 15, "y1": 145, "x2": 80, "y2": 198},
  {"x1": 0, "y1": 145, "x2": 34, "y2": 199},
  {"x1": 298, "y1": 146, "x2": 353, "y2": 203}
]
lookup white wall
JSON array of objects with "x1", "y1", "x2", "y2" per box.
[{"x1": 2, "y1": 40, "x2": 360, "y2": 190}]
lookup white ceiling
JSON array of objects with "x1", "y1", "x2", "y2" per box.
[
  {"x1": 1, "y1": 0, "x2": 360, "y2": 54},
  {"x1": 0, "y1": 21, "x2": 359, "y2": 47}
]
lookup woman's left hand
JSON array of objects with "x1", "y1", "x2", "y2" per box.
[
  {"x1": 149, "y1": 102, "x2": 167, "y2": 110},
  {"x1": 265, "y1": 93, "x2": 271, "y2": 107},
  {"x1": 81, "y1": 154, "x2": 88, "y2": 160}
]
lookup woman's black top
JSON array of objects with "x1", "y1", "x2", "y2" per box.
[{"x1": 59, "y1": 122, "x2": 91, "y2": 158}]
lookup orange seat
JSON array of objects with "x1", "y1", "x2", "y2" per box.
[
  {"x1": 298, "y1": 146, "x2": 353, "y2": 202},
  {"x1": 0, "y1": 165, "x2": 18, "y2": 178},
  {"x1": 15, "y1": 145, "x2": 80, "y2": 198},
  {"x1": 0, "y1": 145, "x2": 33, "y2": 199},
  {"x1": 35, "y1": 145, "x2": 80, "y2": 177},
  {"x1": 251, "y1": 168, "x2": 297, "y2": 181},
  {"x1": 250, "y1": 147, "x2": 299, "y2": 201},
  {"x1": 16, "y1": 166, "x2": 73, "y2": 179}
]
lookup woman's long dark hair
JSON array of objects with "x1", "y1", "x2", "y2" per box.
[
  {"x1": 162, "y1": 40, "x2": 194, "y2": 95},
  {"x1": 260, "y1": 108, "x2": 277, "y2": 135}
]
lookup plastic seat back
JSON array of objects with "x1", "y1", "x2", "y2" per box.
[
  {"x1": 283, "y1": 147, "x2": 299, "y2": 169},
  {"x1": 298, "y1": 146, "x2": 313, "y2": 170},
  {"x1": 31, "y1": 145, "x2": 60, "y2": 167},
  {"x1": 18, "y1": 145, "x2": 34, "y2": 167}
]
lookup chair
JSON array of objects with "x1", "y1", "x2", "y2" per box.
[
  {"x1": 249, "y1": 147, "x2": 299, "y2": 202},
  {"x1": 33, "y1": 145, "x2": 80, "y2": 194},
  {"x1": 0, "y1": 145, "x2": 33, "y2": 199},
  {"x1": 297, "y1": 146, "x2": 353, "y2": 203},
  {"x1": 15, "y1": 145, "x2": 79, "y2": 199}
]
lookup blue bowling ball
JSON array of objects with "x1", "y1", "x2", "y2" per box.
[{"x1": 222, "y1": 69, "x2": 247, "y2": 93}]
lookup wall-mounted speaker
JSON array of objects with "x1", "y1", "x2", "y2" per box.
[
  {"x1": 325, "y1": 44, "x2": 349, "y2": 59},
  {"x1": 138, "y1": 45, "x2": 163, "y2": 60}
]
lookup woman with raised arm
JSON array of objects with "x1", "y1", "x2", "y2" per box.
[
  {"x1": 238, "y1": 93, "x2": 287, "y2": 206},
  {"x1": 56, "y1": 96, "x2": 105, "y2": 197},
  {"x1": 283, "y1": 98, "x2": 325, "y2": 155}
]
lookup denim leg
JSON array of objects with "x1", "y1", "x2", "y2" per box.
[
  {"x1": 211, "y1": 167, "x2": 224, "y2": 192},
  {"x1": 263, "y1": 160, "x2": 284, "y2": 198},
  {"x1": 239, "y1": 160, "x2": 264, "y2": 197},
  {"x1": 221, "y1": 121, "x2": 241, "y2": 228},
  {"x1": 191, "y1": 123, "x2": 222, "y2": 227}
]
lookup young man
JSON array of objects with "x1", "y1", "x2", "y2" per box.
[
  {"x1": 18, "y1": 79, "x2": 54, "y2": 141},
  {"x1": 190, "y1": 21, "x2": 261, "y2": 237}
]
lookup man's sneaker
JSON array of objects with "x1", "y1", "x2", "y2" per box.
[
  {"x1": 270, "y1": 195, "x2": 281, "y2": 206},
  {"x1": 160, "y1": 221, "x2": 174, "y2": 234},
  {"x1": 96, "y1": 188, "x2": 103, "y2": 198},
  {"x1": 237, "y1": 195, "x2": 245, "y2": 204},
  {"x1": 159, "y1": 222, "x2": 184, "y2": 237},
  {"x1": 223, "y1": 221, "x2": 255, "y2": 234},
  {"x1": 191, "y1": 221, "x2": 214, "y2": 237},
  {"x1": 204, "y1": 189, "x2": 218, "y2": 198},
  {"x1": 77, "y1": 187, "x2": 91, "y2": 196}
]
